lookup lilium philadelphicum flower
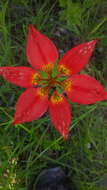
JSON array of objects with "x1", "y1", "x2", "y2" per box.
[{"x1": 0, "y1": 25, "x2": 107, "y2": 139}]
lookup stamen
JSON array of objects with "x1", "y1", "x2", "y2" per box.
[
  {"x1": 42, "y1": 63, "x2": 54, "y2": 74},
  {"x1": 51, "y1": 92, "x2": 63, "y2": 104},
  {"x1": 58, "y1": 65, "x2": 70, "y2": 75},
  {"x1": 62, "y1": 79, "x2": 72, "y2": 91},
  {"x1": 38, "y1": 87, "x2": 48, "y2": 96},
  {"x1": 32, "y1": 73, "x2": 41, "y2": 84}
]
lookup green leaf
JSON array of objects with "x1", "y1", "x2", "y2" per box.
[
  {"x1": 59, "y1": 0, "x2": 67, "y2": 8},
  {"x1": 39, "y1": 80, "x2": 48, "y2": 85},
  {"x1": 56, "y1": 85, "x2": 64, "y2": 94},
  {"x1": 59, "y1": 1, "x2": 82, "y2": 35},
  {"x1": 48, "y1": 87, "x2": 55, "y2": 97},
  {"x1": 52, "y1": 61, "x2": 58, "y2": 78},
  {"x1": 56, "y1": 76, "x2": 67, "y2": 82},
  {"x1": 41, "y1": 84, "x2": 48, "y2": 88},
  {"x1": 38, "y1": 70, "x2": 49, "y2": 79}
]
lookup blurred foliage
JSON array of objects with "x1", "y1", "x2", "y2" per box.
[{"x1": 58, "y1": 0, "x2": 107, "y2": 40}]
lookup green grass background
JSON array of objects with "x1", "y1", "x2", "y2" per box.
[{"x1": 0, "y1": 0, "x2": 107, "y2": 189}]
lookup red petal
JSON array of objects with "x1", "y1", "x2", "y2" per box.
[
  {"x1": 13, "y1": 88, "x2": 48, "y2": 124},
  {"x1": 59, "y1": 40, "x2": 97, "y2": 74},
  {"x1": 0, "y1": 67, "x2": 36, "y2": 88},
  {"x1": 26, "y1": 24, "x2": 58, "y2": 70},
  {"x1": 49, "y1": 94, "x2": 71, "y2": 139},
  {"x1": 66, "y1": 74, "x2": 106, "y2": 104},
  {"x1": 104, "y1": 92, "x2": 107, "y2": 99}
]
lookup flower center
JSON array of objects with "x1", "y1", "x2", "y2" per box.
[{"x1": 32, "y1": 63, "x2": 72, "y2": 97}]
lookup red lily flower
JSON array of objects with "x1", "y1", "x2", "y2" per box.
[{"x1": 0, "y1": 25, "x2": 107, "y2": 139}]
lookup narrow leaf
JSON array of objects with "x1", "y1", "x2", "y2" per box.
[
  {"x1": 52, "y1": 61, "x2": 58, "y2": 78},
  {"x1": 56, "y1": 85, "x2": 64, "y2": 94},
  {"x1": 38, "y1": 70, "x2": 49, "y2": 79},
  {"x1": 56, "y1": 76, "x2": 67, "y2": 82}
]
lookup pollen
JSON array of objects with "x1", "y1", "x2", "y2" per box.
[
  {"x1": 59, "y1": 65, "x2": 70, "y2": 75},
  {"x1": 32, "y1": 73, "x2": 41, "y2": 84},
  {"x1": 42, "y1": 63, "x2": 54, "y2": 74},
  {"x1": 38, "y1": 87, "x2": 48, "y2": 96},
  {"x1": 51, "y1": 93, "x2": 63, "y2": 104},
  {"x1": 62, "y1": 79, "x2": 72, "y2": 91}
]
